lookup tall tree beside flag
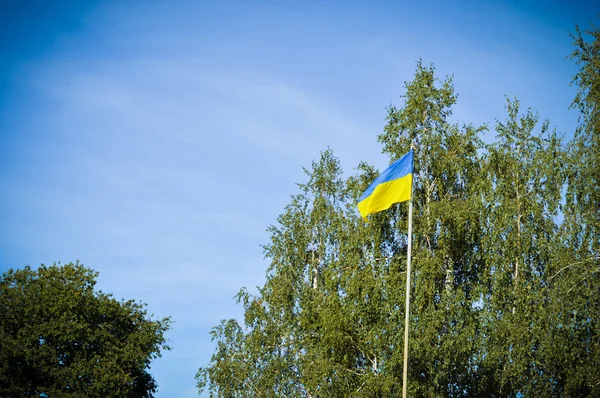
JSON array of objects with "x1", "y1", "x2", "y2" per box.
[{"x1": 358, "y1": 148, "x2": 414, "y2": 398}]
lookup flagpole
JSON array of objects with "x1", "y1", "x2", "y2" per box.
[{"x1": 402, "y1": 169, "x2": 414, "y2": 398}]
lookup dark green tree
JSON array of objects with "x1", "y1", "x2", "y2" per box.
[{"x1": 0, "y1": 262, "x2": 171, "y2": 397}]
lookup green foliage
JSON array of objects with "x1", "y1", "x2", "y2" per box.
[
  {"x1": 379, "y1": 61, "x2": 487, "y2": 397},
  {"x1": 479, "y1": 98, "x2": 568, "y2": 396},
  {"x1": 198, "y1": 26, "x2": 600, "y2": 397},
  {"x1": 0, "y1": 262, "x2": 171, "y2": 397},
  {"x1": 568, "y1": 23, "x2": 600, "y2": 251}
]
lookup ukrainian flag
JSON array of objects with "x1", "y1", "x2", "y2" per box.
[{"x1": 358, "y1": 149, "x2": 413, "y2": 220}]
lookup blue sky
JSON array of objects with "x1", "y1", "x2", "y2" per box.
[{"x1": 1, "y1": 1, "x2": 598, "y2": 396}]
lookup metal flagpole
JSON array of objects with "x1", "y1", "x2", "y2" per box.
[{"x1": 402, "y1": 164, "x2": 414, "y2": 398}]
